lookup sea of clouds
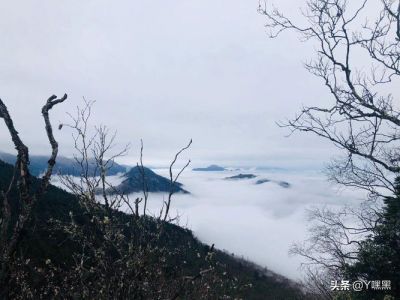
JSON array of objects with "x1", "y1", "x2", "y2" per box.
[{"x1": 52, "y1": 168, "x2": 365, "y2": 281}]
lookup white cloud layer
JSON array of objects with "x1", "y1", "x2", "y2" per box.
[{"x1": 52, "y1": 169, "x2": 364, "y2": 281}]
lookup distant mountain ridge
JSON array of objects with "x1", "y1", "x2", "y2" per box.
[
  {"x1": 193, "y1": 164, "x2": 226, "y2": 171},
  {"x1": 225, "y1": 174, "x2": 257, "y2": 180},
  {"x1": 0, "y1": 151, "x2": 127, "y2": 177},
  {"x1": 221, "y1": 172, "x2": 292, "y2": 189},
  {"x1": 110, "y1": 166, "x2": 188, "y2": 194}
]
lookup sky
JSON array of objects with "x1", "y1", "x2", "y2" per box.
[{"x1": 0, "y1": 0, "x2": 379, "y2": 169}]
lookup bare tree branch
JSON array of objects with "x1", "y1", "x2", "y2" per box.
[{"x1": 163, "y1": 139, "x2": 192, "y2": 222}]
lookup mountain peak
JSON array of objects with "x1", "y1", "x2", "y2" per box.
[{"x1": 111, "y1": 166, "x2": 188, "y2": 194}]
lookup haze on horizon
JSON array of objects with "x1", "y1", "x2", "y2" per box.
[{"x1": 0, "y1": 0, "x2": 370, "y2": 169}]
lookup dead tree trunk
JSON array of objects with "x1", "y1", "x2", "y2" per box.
[{"x1": 0, "y1": 94, "x2": 67, "y2": 291}]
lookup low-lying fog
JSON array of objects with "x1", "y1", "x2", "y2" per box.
[{"x1": 53, "y1": 168, "x2": 365, "y2": 281}]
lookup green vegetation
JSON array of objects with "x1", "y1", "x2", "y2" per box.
[{"x1": 343, "y1": 178, "x2": 400, "y2": 299}]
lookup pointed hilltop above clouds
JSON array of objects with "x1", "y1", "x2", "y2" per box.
[{"x1": 110, "y1": 166, "x2": 188, "y2": 194}]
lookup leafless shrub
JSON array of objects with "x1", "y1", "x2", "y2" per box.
[
  {"x1": 59, "y1": 99, "x2": 130, "y2": 215},
  {"x1": 42, "y1": 100, "x2": 239, "y2": 299}
]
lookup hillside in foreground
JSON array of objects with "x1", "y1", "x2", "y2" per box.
[{"x1": 0, "y1": 159, "x2": 305, "y2": 299}]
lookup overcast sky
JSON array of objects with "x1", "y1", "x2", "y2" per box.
[{"x1": 0, "y1": 0, "x2": 356, "y2": 168}]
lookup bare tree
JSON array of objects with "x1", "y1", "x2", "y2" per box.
[
  {"x1": 0, "y1": 94, "x2": 67, "y2": 291},
  {"x1": 136, "y1": 138, "x2": 192, "y2": 221},
  {"x1": 260, "y1": 0, "x2": 400, "y2": 198},
  {"x1": 290, "y1": 203, "x2": 379, "y2": 267},
  {"x1": 50, "y1": 102, "x2": 238, "y2": 299},
  {"x1": 59, "y1": 99, "x2": 130, "y2": 216},
  {"x1": 138, "y1": 139, "x2": 149, "y2": 216},
  {"x1": 260, "y1": 0, "x2": 399, "y2": 296},
  {"x1": 162, "y1": 139, "x2": 192, "y2": 222}
]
